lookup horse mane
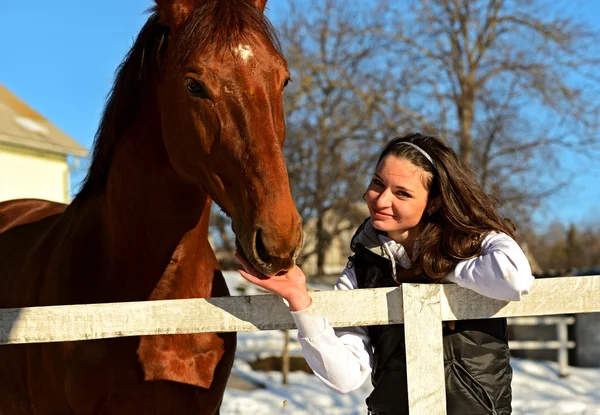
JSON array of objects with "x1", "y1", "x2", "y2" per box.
[{"x1": 76, "y1": 0, "x2": 282, "y2": 200}]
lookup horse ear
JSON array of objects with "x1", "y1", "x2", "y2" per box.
[
  {"x1": 252, "y1": 0, "x2": 267, "y2": 13},
  {"x1": 154, "y1": 0, "x2": 196, "y2": 29}
]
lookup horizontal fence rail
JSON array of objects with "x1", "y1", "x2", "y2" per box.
[
  {"x1": 1, "y1": 275, "x2": 599, "y2": 414},
  {"x1": 0, "y1": 276, "x2": 598, "y2": 345},
  {"x1": 508, "y1": 315, "x2": 576, "y2": 377}
]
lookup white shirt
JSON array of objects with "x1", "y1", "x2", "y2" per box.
[{"x1": 290, "y1": 231, "x2": 534, "y2": 394}]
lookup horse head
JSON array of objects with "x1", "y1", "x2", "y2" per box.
[{"x1": 153, "y1": 0, "x2": 303, "y2": 276}]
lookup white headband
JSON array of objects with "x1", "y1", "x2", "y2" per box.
[{"x1": 397, "y1": 142, "x2": 436, "y2": 169}]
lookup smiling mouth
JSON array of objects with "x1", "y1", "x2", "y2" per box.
[{"x1": 373, "y1": 210, "x2": 395, "y2": 219}]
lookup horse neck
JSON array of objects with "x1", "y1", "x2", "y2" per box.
[{"x1": 76, "y1": 113, "x2": 214, "y2": 302}]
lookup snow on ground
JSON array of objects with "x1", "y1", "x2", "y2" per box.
[
  {"x1": 223, "y1": 358, "x2": 372, "y2": 415},
  {"x1": 511, "y1": 359, "x2": 600, "y2": 415},
  {"x1": 221, "y1": 271, "x2": 600, "y2": 415},
  {"x1": 224, "y1": 333, "x2": 600, "y2": 414}
]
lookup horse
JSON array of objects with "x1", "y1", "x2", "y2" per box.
[{"x1": 0, "y1": 0, "x2": 303, "y2": 413}]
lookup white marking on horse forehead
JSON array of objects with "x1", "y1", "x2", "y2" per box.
[{"x1": 233, "y1": 44, "x2": 253, "y2": 61}]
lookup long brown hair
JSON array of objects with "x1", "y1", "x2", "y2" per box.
[{"x1": 377, "y1": 133, "x2": 516, "y2": 282}]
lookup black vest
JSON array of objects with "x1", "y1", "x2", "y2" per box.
[{"x1": 351, "y1": 247, "x2": 512, "y2": 415}]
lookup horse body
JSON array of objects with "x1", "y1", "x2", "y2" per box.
[
  {"x1": 0, "y1": 0, "x2": 302, "y2": 413},
  {"x1": 0, "y1": 138, "x2": 234, "y2": 414}
]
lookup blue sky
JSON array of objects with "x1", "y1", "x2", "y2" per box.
[{"x1": 1, "y1": 1, "x2": 599, "y2": 227}]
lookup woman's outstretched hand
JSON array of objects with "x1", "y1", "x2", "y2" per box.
[{"x1": 236, "y1": 251, "x2": 312, "y2": 311}]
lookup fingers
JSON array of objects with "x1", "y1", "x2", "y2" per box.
[
  {"x1": 235, "y1": 251, "x2": 271, "y2": 286},
  {"x1": 237, "y1": 268, "x2": 263, "y2": 284}
]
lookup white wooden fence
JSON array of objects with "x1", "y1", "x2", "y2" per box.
[
  {"x1": 1, "y1": 275, "x2": 599, "y2": 414},
  {"x1": 508, "y1": 315, "x2": 576, "y2": 377}
]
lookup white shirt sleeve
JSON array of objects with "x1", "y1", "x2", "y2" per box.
[
  {"x1": 290, "y1": 266, "x2": 373, "y2": 393},
  {"x1": 444, "y1": 231, "x2": 535, "y2": 301}
]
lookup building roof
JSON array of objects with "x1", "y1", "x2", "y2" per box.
[{"x1": 0, "y1": 84, "x2": 87, "y2": 157}]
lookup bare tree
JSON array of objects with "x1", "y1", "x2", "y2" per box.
[
  {"x1": 578, "y1": 224, "x2": 600, "y2": 270},
  {"x1": 211, "y1": 0, "x2": 600, "y2": 275},
  {"x1": 382, "y1": 0, "x2": 600, "y2": 221},
  {"x1": 276, "y1": 0, "x2": 419, "y2": 275},
  {"x1": 520, "y1": 218, "x2": 600, "y2": 274},
  {"x1": 271, "y1": 0, "x2": 600, "y2": 274}
]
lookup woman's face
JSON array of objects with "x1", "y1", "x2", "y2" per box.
[{"x1": 365, "y1": 155, "x2": 431, "y2": 242}]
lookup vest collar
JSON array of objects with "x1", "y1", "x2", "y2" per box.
[{"x1": 351, "y1": 218, "x2": 412, "y2": 280}]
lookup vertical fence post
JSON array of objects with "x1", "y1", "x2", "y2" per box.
[
  {"x1": 557, "y1": 318, "x2": 569, "y2": 377},
  {"x1": 281, "y1": 329, "x2": 290, "y2": 385},
  {"x1": 402, "y1": 284, "x2": 446, "y2": 415}
]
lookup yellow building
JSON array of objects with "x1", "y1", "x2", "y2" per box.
[
  {"x1": 0, "y1": 84, "x2": 87, "y2": 204},
  {"x1": 301, "y1": 203, "x2": 370, "y2": 277}
]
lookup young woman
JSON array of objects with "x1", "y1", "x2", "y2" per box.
[{"x1": 237, "y1": 133, "x2": 534, "y2": 414}]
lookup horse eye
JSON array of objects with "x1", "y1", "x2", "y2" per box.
[
  {"x1": 185, "y1": 79, "x2": 210, "y2": 99},
  {"x1": 283, "y1": 77, "x2": 292, "y2": 89}
]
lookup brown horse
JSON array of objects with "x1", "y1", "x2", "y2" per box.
[{"x1": 0, "y1": 0, "x2": 303, "y2": 413}]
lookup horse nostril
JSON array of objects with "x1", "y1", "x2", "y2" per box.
[{"x1": 254, "y1": 228, "x2": 270, "y2": 264}]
